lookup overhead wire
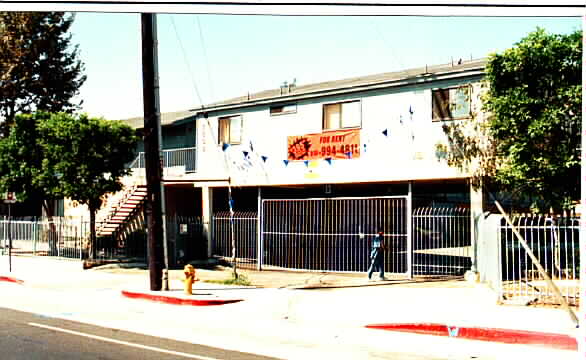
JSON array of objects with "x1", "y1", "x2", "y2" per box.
[
  {"x1": 367, "y1": 18, "x2": 406, "y2": 72},
  {"x1": 170, "y1": 15, "x2": 204, "y2": 106},
  {"x1": 194, "y1": 16, "x2": 216, "y2": 104}
]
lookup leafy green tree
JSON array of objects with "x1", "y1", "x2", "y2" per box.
[
  {"x1": 40, "y1": 113, "x2": 139, "y2": 258},
  {"x1": 0, "y1": 12, "x2": 86, "y2": 136},
  {"x1": 438, "y1": 28, "x2": 582, "y2": 212},
  {"x1": 0, "y1": 112, "x2": 60, "y2": 214},
  {"x1": 0, "y1": 112, "x2": 139, "y2": 257}
]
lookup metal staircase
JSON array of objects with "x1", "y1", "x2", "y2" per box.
[{"x1": 96, "y1": 185, "x2": 147, "y2": 237}]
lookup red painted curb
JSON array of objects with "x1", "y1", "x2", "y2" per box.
[
  {"x1": 365, "y1": 323, "x2": 577, "y2": 351},
  {"x1": 0, "y1": 276, "x2": 24, "y2": 285},
  {"x1": 121, "y1": 290, "x2": 243, "y2": 306}
]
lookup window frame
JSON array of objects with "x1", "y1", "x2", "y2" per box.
[
  {"x1": 270, "y1": 103, "x2": 297, "y2": 116},
  {"x1": 432, "y1": 85, "x2": 472, "y2": 122},
  {"x1": 322, "y1": 99, "x2": 362, "y2": 131},
  {"x1": 218, "y1": 114, "x2": 243, "y2": 145}
]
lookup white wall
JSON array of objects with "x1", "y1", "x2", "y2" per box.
[{"x1": 191, "y1": 80, "x2": 483, "y2": 187}]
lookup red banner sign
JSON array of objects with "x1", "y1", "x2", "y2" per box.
[{"x1": 287, "y1": 129, "x2": 361, "y2": 161}]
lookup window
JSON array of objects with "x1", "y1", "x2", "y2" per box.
[
  {"x1": 432, "y1": 85, "x2": 471, "y2": 121},
  {"x1": 270, "y1": 103, "x2": 297, "y2": 116},
  {"x1": 218, "y1": 115, "x2": 242, "y2": 145},
  {"x1": 322, "y1": 100, "x2": 361, "y2": 130}
]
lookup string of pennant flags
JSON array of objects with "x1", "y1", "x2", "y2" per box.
[{"x1": 220, "y1": 105, "x2": 414, "y2": 167}]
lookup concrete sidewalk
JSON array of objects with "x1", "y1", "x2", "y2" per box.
[{"x1": 0, "y1": 255, "x2": 581, "y2": 358}]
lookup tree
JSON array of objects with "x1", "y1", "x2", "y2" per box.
[
  {"x1": 438, "y1": 28, "x2": 582, "y2": 212},
  {"x1": 0, "y1": 112, "x2": 60, "y2": 215},
  {"x1": 39, "y1": 113, "x2": 139, "y2": 258},
  {"x1": 0, "y1": 112, "x2": 139, "y2": 257},
  {"x1": 0, "y1": 12, "x2": 86, "y2": 136}
]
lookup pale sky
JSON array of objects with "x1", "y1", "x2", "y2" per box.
[{"x1": 68, "y1": 13, "x2": 581, "y2": 120}]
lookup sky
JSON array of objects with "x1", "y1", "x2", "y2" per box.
[{"x1": 67, "y1": 13, "x2": 582, "y2": 120}]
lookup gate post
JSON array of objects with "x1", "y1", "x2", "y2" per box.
[
  {"x1": 33, "y1": 220, "x2": 37, "y2": 256},
  {"x1": 257, "y1": 187, "x2": 263, "y2": 271},
  {"x1": 2, "y1": 218, "x2": 7, "y2": 256},
  {"x1": 407, "y1": 181, "x2": 413, "y2": 279},
  {"x1": 467, "y1": 182, "x2": 483, "y2": 282},
  {"x1": 201, "y1": 186, "x2": 213, "y2": 258}
]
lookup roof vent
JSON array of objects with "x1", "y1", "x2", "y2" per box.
[{"x1": 280, "y1": 78, "x2": 297, "y2": 95}]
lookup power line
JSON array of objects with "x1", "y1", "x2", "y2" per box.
[
  {"x1": 367, "y1": 18, "x2": 406, "y2": 72},
  {"x1": 170, "y1": 15, "x2": 204, "y2": 106},
  {"x1": 194, "y1": 16, "x2": 216, "y2": 103}
]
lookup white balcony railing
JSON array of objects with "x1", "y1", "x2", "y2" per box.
[{"x1": 129, "y1": 147, "x2": 196, "y2": 173}]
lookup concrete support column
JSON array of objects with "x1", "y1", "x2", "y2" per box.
[
  {"x1": 201, "y1": 186, "x2": 213, "y2": 258},
  {"x1": 467, "y1": 182, "x2": 484, "y2": 282}
]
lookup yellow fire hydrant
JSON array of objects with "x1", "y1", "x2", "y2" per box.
[{"x1": 183, "y1": 264, "x2": 198, "y2": 295}]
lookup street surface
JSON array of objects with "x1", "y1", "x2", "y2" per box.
[{"x1": 0, "y1": 307, "x2": 278, "y2": 360}]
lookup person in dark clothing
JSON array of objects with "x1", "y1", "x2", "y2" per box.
[{"x1": 368, "y1": 230, "x2": 386, "y2": 280}]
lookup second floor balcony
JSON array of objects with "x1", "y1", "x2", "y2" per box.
[{"x1": 129, "y1": 147, "x2": 197, "y2": 173}]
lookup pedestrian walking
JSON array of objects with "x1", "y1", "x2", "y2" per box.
[{"x1": 368, "y1": 229, "x2": 386, "y2": 280}]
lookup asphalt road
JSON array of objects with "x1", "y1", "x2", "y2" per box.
[{"x1": 0, "y1": 307, "x2": 279, "y2": 360}]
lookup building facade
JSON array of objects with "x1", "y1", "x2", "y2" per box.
[{"x1": 78, "y1": 58, "x2": 487, "y2": 276}]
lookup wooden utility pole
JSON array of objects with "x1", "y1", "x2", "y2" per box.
[{"x1": 141, "y1": 13, "x2": 165, "y2": 291}]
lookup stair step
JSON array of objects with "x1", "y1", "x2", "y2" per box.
[
  {"x1": 117, "y1": 207, "x2": 137, "y2": 211},
  {"x1": 95, "y1": 184, "x2": 148, "y2": 233}
]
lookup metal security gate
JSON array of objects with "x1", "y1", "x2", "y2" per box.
[
  {"x1": 213, "y1": 211, "x2": 258, "y2": 267},
  {"x1": 412, "y1": 207, "x2": 471, "y2": 276},
  {"x1": 261, "y1": 196, "x2": 409, "y2": 276}
]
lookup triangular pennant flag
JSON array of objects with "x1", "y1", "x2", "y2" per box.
[
  {"x1": 409, "y1": 105, "x2": 413, "y2": 115},
  {"x1": 345, "y1": 151, "x2": 352, "y2": 159},
  {"x1": 222, "y1": 142, "x2": 230, "y2": 151},
  {"x1": 304, "y1": 160, "x2": 309, "y2": 167},
  {"x1": 261, "y1": 155, "x2": 268, "y2": 162},
  {"x1": 229, "y1": 199, "x2": 235, "y2": 209},
  {"x1": 363, "y1": 144, "x2": 367, "y2": 153},
  {"x1": 382, "y1": 129, "x2": 388, "y2": 137},
  {"x1": 283, "y1": 159, "x2": 289, "y2": 166},
  {"x1": 249, "y1": 141, "x2": 254, "y2": 152},
  {"x1": 325, "y1": 157, "x2": 332, "y2": 165},
  {"x1": 243, "y1": 151, "x2": 249, "y2": 158}
]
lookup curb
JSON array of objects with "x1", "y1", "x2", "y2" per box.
[
  {"x1": 365, "y1": 323, "x2": 577, "y2": 351},
  {"x1": 0, "y1": 276, "x2": 24, "y2": 285},
  {"x1": 286, "y1": 279, "x2": 416, "y2": 289},
  {"x1": 121, "y1": 290, "x2": 243, "y2": 306}
]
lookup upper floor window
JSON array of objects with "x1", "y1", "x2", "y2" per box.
[
  {"x1": 323, "y1": 100, "x2": 361, "y2": 130},
  {"x1": 218, "y1": 115, "x2": 242, "y2": 145},
  {"x1": 270, "y1": 103, "x2": 297, "y2": 116},
  {"x1": 432, "y1": 85, "x2": 471, "y2": 121}
]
